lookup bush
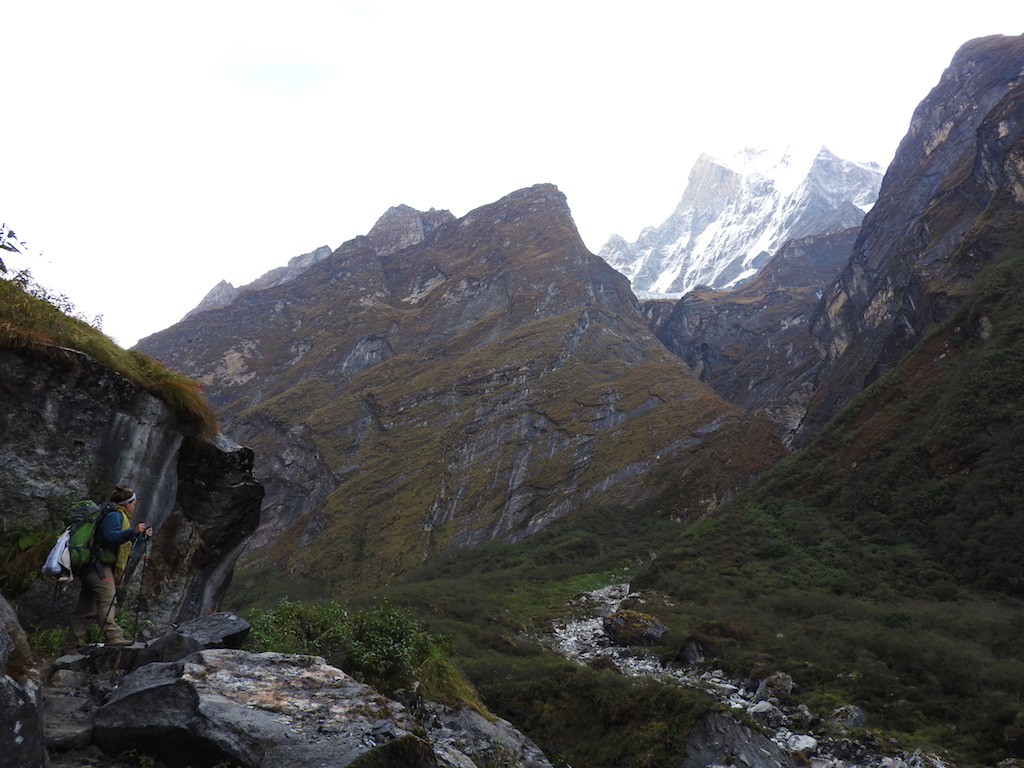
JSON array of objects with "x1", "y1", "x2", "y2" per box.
[{"x1": 244, "y1": 597, "x2": 485, "y2": 712}]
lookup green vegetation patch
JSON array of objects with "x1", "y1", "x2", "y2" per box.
[{"x1": 243, "y1": 597, "x2": 487, "y2": 713}]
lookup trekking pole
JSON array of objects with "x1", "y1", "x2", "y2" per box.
[
  {"x1": 131, "y1": 535, "x2": 151, "y2": 643},
  {"x1": 102, "y1": 535, "x2": 142, "y2": 624}
]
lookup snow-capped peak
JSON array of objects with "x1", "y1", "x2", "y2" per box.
[
  {"x1": 709, "y1": 145, "x2": 824, "y2": 199},
  {"x1": 598, "y1": 146, "x2": 885, "y2": 296}
]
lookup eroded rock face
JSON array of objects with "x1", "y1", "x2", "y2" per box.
[
  {"x1": 365, "y1": 204, "x2": 456, "y2": 255},
  {"x1": 654, "y1": 228, "x2": 859, "y2": 444},
  {"x1": 0, "y1": 345, "x2": 263, "y2": 631},
  {"x1": 799, "y1": 34, "x2": 1024, "y2": 443}
]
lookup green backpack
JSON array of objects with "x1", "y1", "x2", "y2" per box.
[
  {"x1": 66, "y1": 500, "x2": 116, "y2": 573},
  {"x1": 41, "y1": 500, "x2": 116, "y2": 580}
]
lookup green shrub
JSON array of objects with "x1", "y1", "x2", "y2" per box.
[
  {"x1": 28, "y1": 626, "x2": 65, "y2": 657},
  {"x1": 244, "y1": 597, "x2": 485, "y2": 712},
  {"x1": 0, "y1": 524, "x2": 55, "y2": 598}
]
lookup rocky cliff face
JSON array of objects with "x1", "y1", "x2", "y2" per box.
[
  {"x1": 654, "y1": 228, "x2": 860, "y2": 444},
  {"x1": 137, "y1": 184, "x2": 786, "y2": 590},
  {"x1": 0, "y1": 344, "x2": 263, "y2": 630},
  {"x1": 798, "y1": 34, "x2": 1024, "y2": 442},
  {"x1": 182, "y1": 207, "x2": 456, "y2": 323},
  {"x1": 599, "y1": 146, "x2": 882, "y2": 295},
  {"x1": 364, "y1": 203, "x2": 456, "y2": 254}
]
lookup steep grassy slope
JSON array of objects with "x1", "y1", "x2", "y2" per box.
[{"x1": 633, "y1": 219, "x2": 1024, "y2": 762}]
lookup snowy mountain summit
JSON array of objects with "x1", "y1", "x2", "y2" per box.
[{"x1": 599, "y1": 146, "x2": 884, "y2": 296}]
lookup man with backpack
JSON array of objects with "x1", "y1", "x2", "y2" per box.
[{"x1": 64, "y1": 484, "x2": 152, "y2": 649}]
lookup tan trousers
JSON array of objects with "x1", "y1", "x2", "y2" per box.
[{"x1": 66, "y1": 565, "x2": 127, "y2": 645}]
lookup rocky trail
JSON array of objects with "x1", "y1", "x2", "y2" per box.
[{"x1": 36, "y1": 613, "x2": 551, "y2": 768}]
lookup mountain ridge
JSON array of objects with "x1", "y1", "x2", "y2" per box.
[{"x1": 137, "y1": 183, "x2": 786, "y2": 589}]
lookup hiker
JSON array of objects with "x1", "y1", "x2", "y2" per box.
[{"x1": 64, "y1": 484, "x2": 152, "y2": 649}]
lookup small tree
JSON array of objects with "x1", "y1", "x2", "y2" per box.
[{"x1": 0, "y1": 223, "x2": 27, "y2": 273}]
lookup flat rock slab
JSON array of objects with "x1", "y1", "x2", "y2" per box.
[{"x1": 94, "y1": 649, "x2": 438, "y2": 768}]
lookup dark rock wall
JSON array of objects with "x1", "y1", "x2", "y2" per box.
[
  {"x1": 656, "y1": 228, "x2": 860, "y2": 444},
  {"x1": 800, "y1": 34, "x2": 1024, "y2": 443},
  {"x1": 0, "y1": 345, "x2": 263, "y2": 630}
]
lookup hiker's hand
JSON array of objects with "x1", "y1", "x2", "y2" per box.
[
  {"x1": 144, "y1": 527, "x2": 153, "y2": 539},
  {"x1": 134, "y1": 522, "x2": 147, "y2": 534}
]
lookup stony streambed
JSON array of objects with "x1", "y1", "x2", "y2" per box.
[{"x1": 540, "y1": 584, "x2": 950, "y2": 768}]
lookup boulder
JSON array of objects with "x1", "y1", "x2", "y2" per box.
[
  {"x1": 829, "y1": 703, "x2": 869, "y2": 729},
  {"x1": 1, "y1": 594, "x2": 46, "y2": 768},
  {"x1": 0, "y1": 593, "x2": 32, "y2": 677},
  {"x1": 420, "y1": 699, "x2": 551, "y2": 768},
  {"x1": 673, "y1": 635, "x2": 724, "y2": 664},
  {"x1": 753, "y1": 671, "x2": 794, "y2": 703},
  {"x1": 602, "y1": 609, "x2": 667, "y2": 647},
  {"x1": 173, "y1": 611, "x2": 250, "y2": 649},
  {"x1": 681, "y1": 710, "x2": 795, "y2": 768},
  {"x1": 747, "y1": 699, "x2": 786, "y2": 729},
  {"x1": 66, "y1": 613, "x2": 247, "y2": 672},
  {"x1": 0, "y1": 674, "x2": 47, "y2": 768},
  {"x1": 41, "y1": 687, "x2": 97, "y2": 753},
  {"x1": 92, "y1": 648, "x2": 553, "y2": 768},
  {"x1": 94, "y1": 649, "x2": 435, "y2": 767}
]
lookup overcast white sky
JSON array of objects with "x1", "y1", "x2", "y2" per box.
[{"x1": 2, "y1": 2, "x2": 1021, "y2": 347}]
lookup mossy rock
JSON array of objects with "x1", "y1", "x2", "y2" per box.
[{"x1": 602, "y1": 609, "x2": 667, "y2": 647}]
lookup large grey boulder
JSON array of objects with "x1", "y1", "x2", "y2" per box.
[
  {"x1": 682, "y1": 710, "x2": 795, "y2": 768},
  {"x1": 94, "y1": 650, "x2": 435, "y2": 767},
  {"x1": 602, "y1": 609, "x2": 667, "y2": 647},
  {"x1": 93, "y1": 648, "x2": 552, "y2": 768},
  {"x1": 419, "y1": 699, "x2": 551, "y2": 768}
]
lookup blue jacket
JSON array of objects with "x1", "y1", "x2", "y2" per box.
[{"x1": 96, "y1": 506, "x2": 137, "y2": 567}]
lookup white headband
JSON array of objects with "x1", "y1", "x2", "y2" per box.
[{"x1": 121, "y1": 493, "x2": 137, "y2": 505}]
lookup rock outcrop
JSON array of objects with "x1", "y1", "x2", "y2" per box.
[
  {"x1": 89, "y1": 648, "x2": 551, "y2": 768},
  {"x1": 0, "y1": 344, "x2": 263, "y2": 631},
  {"x1": 654, "y1": 228, "x2": 860, "y2": 443},
  {"x1": 364, "y1": 204, "x2": 456, "y2": 255},
  {"x1": 1, "y1": 594, "x2": 45, "y2": 767},
  {"x1": 183, "y1": 245, "x2": 335, "y2": 319},
  {"x1": 32, "y1": 612, "x2": 551, "y2": 768},
  {"x1": 681, "y1": 711, "x2": 796, "y2": 768}
]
